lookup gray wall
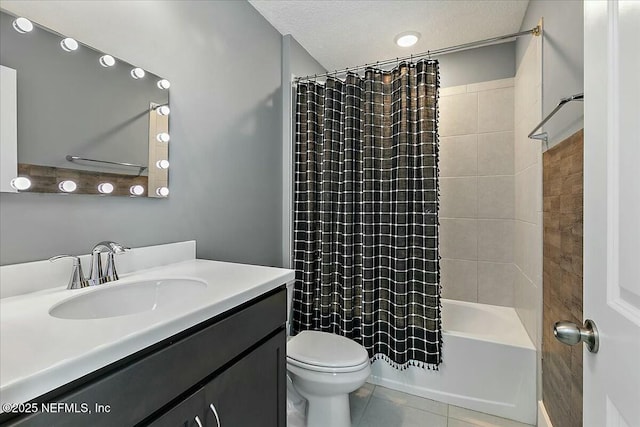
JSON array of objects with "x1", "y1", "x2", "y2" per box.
[
  {"x1": 0, "y1": 1, "x2": 284, "y2": 267},
  {"x1": 281, "y1": 34, "x2": 326, "y2": 267},
  {"x1": 439, "y1": 42, "x2": 515, "y2": 88},
  {"x1": 518, "y1": 0, "x2": 584, "y2": 148}
]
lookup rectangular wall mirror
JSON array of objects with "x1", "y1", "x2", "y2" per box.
[{"x1": 0, "y1": 10, "x2": 171, "y2": 198}]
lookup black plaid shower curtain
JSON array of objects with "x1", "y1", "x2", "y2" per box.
[{"x1": 292, "y1": 60, "x2": 441, "y2": 369}]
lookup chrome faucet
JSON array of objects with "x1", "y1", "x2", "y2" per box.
[
  {"x1": 88, "y1": 241, "x2": 129, "y2": 286},
  {"x1": 49, "y1": 255, "x2": 89, "y2": 289},
  {"x1": 50, "y1": 241, "x2": 129, "y2": 289}
]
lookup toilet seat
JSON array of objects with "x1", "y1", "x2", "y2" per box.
[
  {"x1": 287, "y1": 355, "x2": 370, "y2": 373},
  {"x1": 287, "y1": 330, "x2": 370, "y2": 373}
]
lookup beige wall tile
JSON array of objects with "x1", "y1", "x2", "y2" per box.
[
  {"x1": 514, "y1": 111, "x2": 542, "y2": 173},
  {"x1": 467, "y1": 78, "x2": 514, "y2": 93},
  {"x1": 439, "y1": 92, "x2": 478, "y2": 137},
  {"x1": 515, "y1": 164, "x2": 539, "y2": 224},
  {"x1": 514, "y1": 269, "x2": 539, "y2": 345},
  {"x1": 478, "y1": 87, "x2": 514, "y2": 133},
  {"x1": 478, "y1": 131, "x2": 514, "y2": 176},
  {"x1": 440, "y1": 85, "x2": 467, "y2": 96},
  {"x1": 439, "y1": 177, "x2": 477, "y2": 219},
  {"x1": 439, "y1": 218, "x2": 477, "y2": 260},
  {"x1": 477, "y1": 219, "x2": 514, "y2": 262},
  {"x1": 514, "y1": 220, "x2": 528, "y2": 273},
  {"x1": 478, "y1": 262, "x2": 516, "y2": 306},
  {"x1": 439, "y1": 135, "x2": 477, "y2": 177},
  {"x1": 522, "y1": 221, "x2": 540, "y2": 283},
  {"x1": 478, "y1": 176, "x2": 514, "y2": 219},
  {"x1": 440, "y1": 258, "x2": 478, "y2": 302}
]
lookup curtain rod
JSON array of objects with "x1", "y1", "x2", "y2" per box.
[{"x1": 296, "y1": 25, "x2": 541, "y2": 82}]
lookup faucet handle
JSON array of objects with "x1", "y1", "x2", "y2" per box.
[{"x1": 49, "y1": 255, "x2": 88, "y2": 290}]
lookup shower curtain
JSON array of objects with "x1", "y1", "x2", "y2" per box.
[{"x1": 292, "y1": 60, "x2": 441, "y2": 369}]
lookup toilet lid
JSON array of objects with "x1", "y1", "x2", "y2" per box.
[{"x1": 287, "y1": 330, "x2": 369, "y2": 368}]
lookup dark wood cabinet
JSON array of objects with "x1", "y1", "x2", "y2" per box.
[
  {"x1": 150, "y1": 331, "x2": 285, "y2": 427},
  {"x1": 1, "y1": 287, "x2": 287, "y2": 427}
]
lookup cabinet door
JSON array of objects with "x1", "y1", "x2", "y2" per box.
[
  {"x1": 204, "y1": 330, "x2": 286, "y2": 427},
  {"x1": 147, "y1": 387, "x2": 206, "y2": 427}
]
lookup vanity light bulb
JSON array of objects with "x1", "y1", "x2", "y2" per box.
[
  {"x1": 97, "y1": 183, "x2": 114, "y2": 194},
  {"x1": 60, "y1": 37, "x2": 79, "y2": 52},
  {"x1": 10, "y1": 176, "x2": 31, "y2": 191},
  {"x1": 157, "y1": 79, "x2": 171, "y2": 90},
  {"x1": 156, "y1": 187, "x2": 170, "y2": 197},
  {"x1": 156, "y1": 132, "x2": 170, "y2": 143},
  {"x1": 99, "y1": 55, "x2": 116, "y2": 67},
  {"x1": 13, "y1": 17, "x2": 34, "y2": 34},
  {"x1": 156, "y1": 160, "x2": 170, "y2": 169},
  {"x1": 58, "y1": 180, "x2": 77, "y2": 193},
  {"x1": 156, "y1": 105, "x2": 170, "y2": 116},
  {"x1": 130, "y1": 185, "x2": 145, "y2": 196},
  {"x1": 131, "y1": 67, "x2": 146, "y2": 79}
]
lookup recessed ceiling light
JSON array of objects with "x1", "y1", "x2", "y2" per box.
[{"x1": 395, "y1": 31, "x2": 421, "y2": 48}]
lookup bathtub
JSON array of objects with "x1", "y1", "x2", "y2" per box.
[{"x1": 368, "y1": 299, "x2": 536, "y2": 425}]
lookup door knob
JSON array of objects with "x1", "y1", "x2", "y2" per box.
[{"x1": 553, "y1": 319, "x2": 599, "y2": 353}]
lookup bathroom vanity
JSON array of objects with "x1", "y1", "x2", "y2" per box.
[{"x1": 0, "y1": 242, "x2": 294, "y2": 427}]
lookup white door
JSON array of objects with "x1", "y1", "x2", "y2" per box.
[{"x1": 583, "y1": 1, "x2": 640, "y2": 426}]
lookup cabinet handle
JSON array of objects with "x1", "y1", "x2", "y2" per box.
[
  {"x1": 194, "y1": 415, "x2": 204, "y2": 427},
  {"x1": 209, "y1": 403, "x2": 221, "y2": 427}
]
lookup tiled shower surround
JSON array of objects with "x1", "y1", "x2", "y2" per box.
[{"x1": 439, "y1": 78, "x2": 516, "y2": 307}]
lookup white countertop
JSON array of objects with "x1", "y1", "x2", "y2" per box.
[{"x1": 0, "y1": 259, "x2": 294, "y2": 409}]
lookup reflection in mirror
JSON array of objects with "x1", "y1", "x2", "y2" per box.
[{"x1": 0, "y1": 10, "x2": 170, "y2": 198}]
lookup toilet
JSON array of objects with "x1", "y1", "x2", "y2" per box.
[{"x1": 286, "y1": 283, "x2": 371, "y2": 427}]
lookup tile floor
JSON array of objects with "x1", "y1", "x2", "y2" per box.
[{"x1": 348, "y1": 383, "x2": 535, "y2": 427}]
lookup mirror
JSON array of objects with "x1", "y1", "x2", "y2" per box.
[{"x1": 0, "y1": 10, "x2": 170, "y2": 197}]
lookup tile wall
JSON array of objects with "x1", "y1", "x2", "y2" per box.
[
  {"x1": 439, "y1": 78, "x2": 516, "y2": 307},
  {"x1": 513, "y1": 36, "x2": 543, "y2": 348},
  {"x1": 513, "y1": 31, "x2": 543, "y2": 398}
]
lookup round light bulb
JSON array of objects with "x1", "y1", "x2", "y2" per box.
[
  {"x1": 130, "y1": 67, "x2": 145, "y2": 79},
  {"x1": 10, "y1": 176, "x2": 31, "y2": 191},
  {"x1": 130, "y1": 185, "x2": 145, "y2": 196},
  {"x1": 157, "y1": 79, "x2": 171, "y2": 90},
  {"x1": 58, "y1": 180, "x2": 77, "y2": 192},
  {"x1": 394, "y1": 31, "x2": 421, "y2": 47},
  {"x1": 156, "y1": 132, "x2": 170, "y2": 143},
  {"x1": 156, "y1": 159, "x2": 170, "y2": 169},
  {"x1": 60, "y1": 37, "x2": 79, "y2": 52},
  {"x1": 156, "y1": 187, "x2": 169, "y2": 197},
  {"x1": 97, "y1": 182, "x2": 114, "y2": 194},
  {"x1": 99, "y1": 55, "x2": 115, "y2": 67},
  {"x1": 13, "y1": 17, "x2": 34, "y2": 34},
  {"x1": 156, "y1": 105, "x2": 170, "y2": 116}
]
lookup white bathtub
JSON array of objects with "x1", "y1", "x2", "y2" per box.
[{"x1": 369, "y1": 299, "x2": 536, "y2": 425}]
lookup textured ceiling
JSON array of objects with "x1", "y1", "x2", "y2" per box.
[{"x1": 249, "y1": 0, "x2": 530, "y2": 71}]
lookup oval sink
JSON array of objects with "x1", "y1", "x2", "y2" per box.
[{"x1": 49, "y1": 279, "x2": 207, "y2": 320}]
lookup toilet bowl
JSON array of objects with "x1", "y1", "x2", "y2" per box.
[{"x1": 287, "y1": 330, "x2": 371, "y2": 427}]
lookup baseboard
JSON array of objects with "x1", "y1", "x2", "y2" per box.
[{"x1": 538, "y1": 401, "x2": 553, "y2": 427}]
